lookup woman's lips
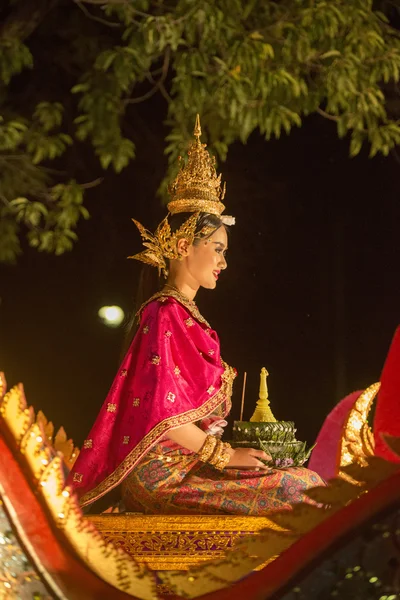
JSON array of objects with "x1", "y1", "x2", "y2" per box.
[{"x1": 213, "y1": 270, "x2": 220, "y2": 280}]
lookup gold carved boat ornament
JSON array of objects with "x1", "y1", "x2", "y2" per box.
[
  {"x1": 1, "y1": 370, "x2": 397, "y2": 599},
  {"x1": 0, "y1": 372, "x2": 158, "y2": 599},
  {"x1": 339, "y1": 382, "x2": 380, "y2": 480}
]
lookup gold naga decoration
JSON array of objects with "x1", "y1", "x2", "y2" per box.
[
  {"x1": 339, "y1": 381, "x2": 380, "y2": 478},
  {"x1": 129, "y1": 114, "x2": 234, "y2": 277},
  {"x1": 1, "y1": 368, "x2": 397, "y2": 599},
  {"x1": 0, "y1": 372, "x2": 157, "y2": 599}
]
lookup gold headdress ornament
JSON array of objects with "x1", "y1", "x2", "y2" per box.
[
  {"x1": 129, "y1": 114, "x2": 235, "y2": 277},
  {"x1": 167, "y1": 114, "x2": 226, "y2": 216}
]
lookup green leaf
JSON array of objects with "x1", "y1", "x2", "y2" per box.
[
  {"x1": 100, "y1": 154, "x2": 113, "y2": 170},
  {"x1": 350, "y1": 135, "x2": 363, "y2": 157},
  {"x1": 320, "y1": 50, "x2": 341, "y2": 59},
  {"x1": 9, "y1": 197, "x2": 29, "y2": 207},
  {"x1": 80, "y1": 206, "x2": 90, "y2": 219}
]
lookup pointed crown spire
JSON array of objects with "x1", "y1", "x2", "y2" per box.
[{"x1": 193, "y1": 113, "x2": 202, "y2": 140}]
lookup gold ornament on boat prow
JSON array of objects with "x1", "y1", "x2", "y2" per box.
[
  {"x1": 339, "y1": 382, "x2": 380, "y2": 482},
  {"x1": 36, "y1": 409, "x2": 80, "y2": 470},
  {"x1": 0, "y1": 372, "x2": 157, "y2": 599},
  {"x1": 250, "y1": 367, "x2": 277, "y2": 423},
  {"x1": 167, "y1": 114, "x2": 226, "y2": 216}
]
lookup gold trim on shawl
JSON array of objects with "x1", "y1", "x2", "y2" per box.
[
  {"x1": 79, "y1": 361, "x2": 236, "y2": 507},
  {"x1": 137, "y1": 288, "x2": 211, "y2": 328}
]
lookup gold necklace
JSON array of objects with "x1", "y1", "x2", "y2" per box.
[
  {"x1": 137, "y1": 285, "x2": 210, "y2": 327},
  {"x1": 163, "y1": 284, "x2": 197, "y2": 305}
]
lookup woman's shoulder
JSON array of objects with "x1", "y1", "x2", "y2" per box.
[
  {"x1": 140, "y1": 294, "x2": 188, "y2": 322},
  {"x1": 140, "y1": 292, "x2": 211, "y2": 329}
]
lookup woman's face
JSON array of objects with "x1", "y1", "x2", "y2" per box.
[{"x1": 184, "y1": 226, "x2": 228, "y2": 290}]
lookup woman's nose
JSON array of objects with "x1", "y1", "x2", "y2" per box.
[{"x1": 219, "y1": 255, "x2": 227, "y2": 270}]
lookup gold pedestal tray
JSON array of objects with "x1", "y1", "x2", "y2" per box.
[{"x1": 87, "y1": 513, "x2": 282, "y2": 570}]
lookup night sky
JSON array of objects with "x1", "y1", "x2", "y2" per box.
[{"x1": 0, "y1": 106, "x2": 399, "y2": 449}]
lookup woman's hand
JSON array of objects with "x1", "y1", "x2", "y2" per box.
[
  {"x1": 227, "y1": 447, "x2": 271, "y2": 470},
  {"x1": 166, "y1": 423, "x2": 272, "y2": 470},
  {"x1": 200, "y1": 417, "x2": 228, "y2": 438}
]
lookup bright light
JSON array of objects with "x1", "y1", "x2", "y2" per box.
[{"x1": 98, "y1": 305, "x2": 125, "y2": 327}]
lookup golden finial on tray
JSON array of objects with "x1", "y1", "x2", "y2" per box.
[{"x1": 250, "y1": 367, "x2": 277, "y2": 422}]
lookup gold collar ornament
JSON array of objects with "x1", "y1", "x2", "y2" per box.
[{"x1": 128, "y1": 115, "x2": 235, "y2": 277}]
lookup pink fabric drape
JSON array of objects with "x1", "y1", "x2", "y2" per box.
[
  {"x1": 66, "y1": 295, "x2": 236, "y2": 507},
  {"x1": 308, "y1": 391, "x2": 362, "y2": 480}
]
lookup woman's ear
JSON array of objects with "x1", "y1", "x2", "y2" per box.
[{"x1": 176, "y1": 237, "x2": 190, "y2": 257}]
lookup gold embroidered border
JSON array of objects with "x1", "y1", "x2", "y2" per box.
[
  {"x1": 136, "y1": 289, "x2": 211, "y2": 328},
  {"x1": 80, "y1": 363, "x2": 236, "y2": 507}
]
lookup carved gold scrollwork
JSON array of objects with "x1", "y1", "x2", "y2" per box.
[
  {"x1": 36, "y1": 409, "x2": 80, "y2": 470},
  {"x1": 339, "y1": 382, "x2": 380, "y2": 476},
  {"x1": 0, "y1": 384, "x2": 34, "y2": 444},
  {"x1": 100, "y1": 530, "x2": 239, "y2": 555},
  {"x1": 0, "y1": 373, "x2": 157, "y2": 599}
]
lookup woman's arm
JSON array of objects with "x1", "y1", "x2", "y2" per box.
[{"x1": 168, "y1": 423, "x2": 271, "y2": 470}]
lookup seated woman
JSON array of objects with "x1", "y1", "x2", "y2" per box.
[{"x1": 67, "y1": 116, "x2": 323, "y2": 514}]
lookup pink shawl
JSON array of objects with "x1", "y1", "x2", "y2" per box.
[{"x1": 66, "y1": 291, "x2": 236, "y2": 507}]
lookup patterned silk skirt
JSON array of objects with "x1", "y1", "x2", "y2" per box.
[{"x1": 121, "y1": 440, "x2": 324, "y2": 515}]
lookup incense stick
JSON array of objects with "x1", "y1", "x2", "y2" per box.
[{"x1": 240, "y1": 371, "x2": 247, "y2": 421}]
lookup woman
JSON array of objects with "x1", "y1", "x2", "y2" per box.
[{"x1": 67, "y1": 116, "x2": 323, "y2": 514}]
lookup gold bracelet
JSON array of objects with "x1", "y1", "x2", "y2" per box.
[
  {"x1": 208, "y1": 439, "x2": 223, "y2": 466},
  {"x1": 214, "y1": 443, "x2": 232, "y2": 471},
  {"x1": 198, "y1": 435, "x2": 218, "y2": 462}
]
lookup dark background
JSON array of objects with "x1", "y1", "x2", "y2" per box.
[{"x1": 0, "y1": 107, "x2": 399, "y2": 448}]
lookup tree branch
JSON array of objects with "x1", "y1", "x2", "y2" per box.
[
  {"x1": 316, "y1": 107, "x2": 339, "y2": 122},
  {"x1": 74, "y1": 1, "x2": 122, "y2": 28},
  {"x1": 124, "y1": 83, "x2": 160, "y2": 105},
  {"x1": 124, "y1": 46, "x2": 171, "y2": 105},
  {"x1": 80, "y1": 0, "x2": 152, "y2": 18},
  {"x1": 79, "y1": 177, "x2": 103, "y2": 189},
  {"x1": 0, "y1": 0, "x2": 60, "y2": 41}
]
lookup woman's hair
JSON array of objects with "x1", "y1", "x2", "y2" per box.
[{"x1": 121, "y1": 212, "x2": 227, "y2": 357}]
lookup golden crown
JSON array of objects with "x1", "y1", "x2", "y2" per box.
[
  {"x1": 129, "y1": 115, "x2": 233, "y2": 278},
  {"x1": 167, "y1": 114, "x2": 226, "y2": 216}
]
